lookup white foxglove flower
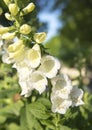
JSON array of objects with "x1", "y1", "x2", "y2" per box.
[
  {"x1": 2, "y1": 52, "x2": 14, "y2": 64},
  {"x1": 26, "y1": 44, "x2": 41, "y2": 68},
  {"x1": 27, "y1": 71, "x2": 48, "y2": 94},
  {"x1": 7, "y1": 40, "x2": 26, "y2": 62},
  {"x1": 39, "y1": 55, "x2": 60, "y2": 78},
  {"x1": 19, "y1": 81, "x2": 33, "y2": 97},
  {"x1": 51, "y1": 96, "x2": 72, "y2": 114},
  {"x1": 70, "y1": 86, "x2": 84, "y2": 107},
  {"x1": 51, "y1": 74, "x2": 72, "y2": 99},
  {"x1": 13, "y1": 61, "x2": 33, "y2": 81}
]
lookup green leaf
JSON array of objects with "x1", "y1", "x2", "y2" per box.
[
  {"x1": 29, "y1": 101, "x2": 51, "y2": 119},
  {"x1": 0, "y1": 100, "x2": 24, "y2": 116},
  {"x1": 37, "y1": 98, "x2": 51, "y2": 109},
  {"x1": 59, "y1": 125, "x2": 72, "y2": 130},
  {"x1": 20, "y1": 105, "x2": 43, "y2": 130},
  {"x1": 7, "y1": 123, "x2": 20, "y2": 130},
  {"x1": 0, "y1": 115, "x2": 6, "y2": 124},
  {"x1": 41, "y1": 120, "x2": 55, "y2": 129}
]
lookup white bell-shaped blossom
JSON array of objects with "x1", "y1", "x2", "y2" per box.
[
  {"x1": 51, "y1": 96, "x2": 72, "y2": 114},
  {"x1": 51, "y1": 74, "x2": 72, "y2": 99},
  {"x1": 39, "y1": 55, "x2": 60, "y2": 78},
  {"x1": 70, "y1": 86, "x2": 84, "y2": 107},
  {"x1": 27, "y1": 71, "x2": 48, "y2": 94},
  {"x1": 19, "y1": 80, "x2": 33, "y2": 97},
  {"x1": 26, "y1": 44, "x2": 41, "y2": 68},
  {"x1": 2, "y1": 52, "x2": 14, "y2": 64}
]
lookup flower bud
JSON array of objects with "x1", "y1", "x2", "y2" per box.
[
  {"x1": 5, "y1": 13, "x2": 13, "y2": 21},
  {"x1": 2, "y1": 32, "x2": 15, "y2": 40},
  {"x1": 0, "y1": 27, "x2": 9, "y2": 34},
  {"x1": 34, "y1": 32, "x2": 46, "y2": 43},
  {"x1": 9, "y1": 3, "x2": 19, "y2": 16},
  {"x1": 23, "y1": 3, "x2": 35, "y2": 14},
  {"x1": 20, "y1": 24, "x2": 31, "y2": 34},
  {"x1": 7, "y1": 40, "x2": 25, "y2": 61}
]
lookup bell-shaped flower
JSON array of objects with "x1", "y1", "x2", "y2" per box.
[
  {"x1": 2, "y1": 52, "x2": 14, "y2": 64},
  {"x1": 51, "y1": 74, "x2": 72, "y2": 99},
  {"x1": 39, "y1": 55, "x2": 60, "y2": 78},
  {"x1": 34, "y1": 32, "x2": 46, "y2": 43},
  {"x1": 70, "y1": 86, "x2": 84, "y2": 107},
  {"x1": 7, "y1": 40, "x2": 26, "y2": 62},
  {"x1": 27, "y1": 71, "x2": 48, "y2": 94},
  {"x1": 51, "y1": 95, "x2": 72, "y2": 114},
  {"x1": 26, "y1": 44, "x2": 41, "y2": 68},
  {"x1": 19, "y1": 80, "x2": 33, "y2": 97}
]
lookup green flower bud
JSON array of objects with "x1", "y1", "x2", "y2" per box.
[
  {"x1": 20, "y1": 24, "x2": 31, "y2": 34},
  {"x1": 0, "y1": 26, "x2": 9, "y2": 34},
  {"x1": 34, "y1": 32, "x2": 47, "y2": 43},
  {"x1": 2, "y1": 32, "x2": 15, "y2": 40},
  {"x1": 9, "y1": 3, "x2": 19, "y2": 16},
  {"x1": 23, "y1": 3, "x2": 35, "y2": 14}
]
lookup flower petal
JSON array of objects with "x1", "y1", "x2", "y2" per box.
[
  {"x1": 39, "y1": 55, "x2": 60, "y2": 78},
  {"x1": 28, "y1": 71, "x2": 48, "y2": 94}
]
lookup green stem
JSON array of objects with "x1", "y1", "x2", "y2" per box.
[{"x1": 55, "y1": 113, "x2": 60, "y2": 130}]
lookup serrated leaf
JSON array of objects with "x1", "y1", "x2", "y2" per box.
[
  {"x1": 29, "y1": 101, "x2": 50, "y2": 119},
  {"x1": 37, "y1": 97, "x2": 51, "y2": 109},
  {"x1": 41, "y1": 120, "x2": 55, "y2": 129},
  {"x1": 20, "y1": 105, "x2": 43, "y2": 130}
]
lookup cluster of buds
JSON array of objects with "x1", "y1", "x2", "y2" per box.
[{"x1": 0, "y1": 0, "x2": 84, "y2": 114}]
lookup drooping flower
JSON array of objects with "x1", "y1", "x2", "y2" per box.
[
  {"x1": 70, "y1": 86, "x2": 84, "y2": 107},
  {"x1": 51, "y1": 74, "x2": 72, "y2": 99},
  {"x1": 19, "y1": 80, "x2": 33, "y2": 97},
  {"x1": 34, "y1": 32, "x2": 46, "y2": 43},
  {"x1": 51, "y1": 96, "x2": 72, "y2": 114},
  {"x1": 26, "y1": 44, "x2": 41, "y2": 68},
  {"x1": 39, "y1": 55, "x2": 60, "y2": 78},
  {"x1": 27, "y1": 71, "x2": 48, "y2": 94},
  {"x1": 7, "y1": 39, "x2": 26, "y2": 62}
]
